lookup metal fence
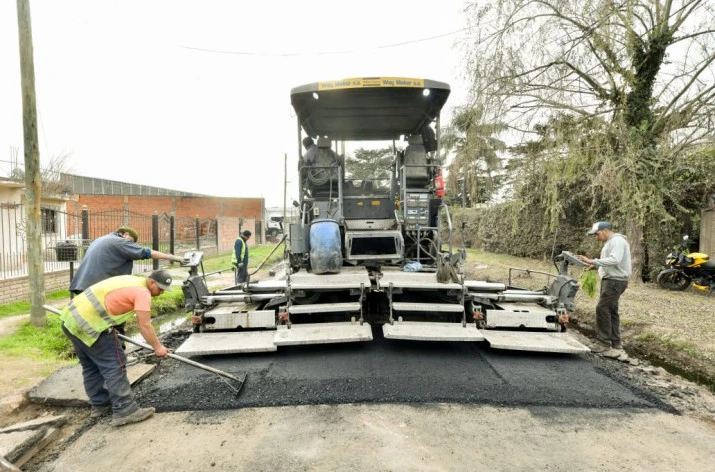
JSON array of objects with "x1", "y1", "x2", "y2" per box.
[{"x1": 0, "y1": 203, "x2": 217, "y2": 280}]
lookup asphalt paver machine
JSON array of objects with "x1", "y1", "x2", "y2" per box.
[{"x1": 176, "y1": 77, "x2": 590, "y2": 356}]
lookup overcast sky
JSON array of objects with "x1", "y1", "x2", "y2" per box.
[{"x1": 1, "y1": 0, "x2": 472, "y2": 208}]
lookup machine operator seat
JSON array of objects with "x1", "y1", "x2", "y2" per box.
[
  {"x1": 307, "y1": 137, "x2": 340, "y2": 196},
  {"x1": 403, "y1": 134, "x2": 429, "y2": 188}
]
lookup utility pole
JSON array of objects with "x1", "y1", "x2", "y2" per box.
[{"x1": 16, "y1": 0, "x2": 45, "y2": 326}]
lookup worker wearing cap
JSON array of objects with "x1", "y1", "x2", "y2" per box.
[
  {"x1": 70, "y1": 227, "x2": 185, "y2": 295},
  {"x1": 60, "y1": 270, "x2": 173, "y2": 427},
  {"x1": 301, "y1": 136, "x2": 317, "y2": 167},
  {"x1": 231, "y1": 230, "x2": 252, "y2": 284},
  {"x1": 578, "y1": 222, "x2": 632, "y2": 360}
]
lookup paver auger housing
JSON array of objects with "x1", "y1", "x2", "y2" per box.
[{"x1": 176, "y1": 77, "x2": 590, "y2": 356}]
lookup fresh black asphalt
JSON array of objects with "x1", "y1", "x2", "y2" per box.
[{"x1": 134, "y1": 326, "x2": 670, "y2": 413}]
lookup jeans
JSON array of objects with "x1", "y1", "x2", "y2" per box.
[
  {"x1": 62, "y1": 324, "x2": 138, "y2": 416},
  {"x1": 595, "y1": 279, "x2": 628, "y2": 348}
]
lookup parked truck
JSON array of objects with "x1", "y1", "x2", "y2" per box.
[
  {"x1": 176, "y1": 77, "x2": 590, "y2": 356},
  {"x1": 265, "y1": 213, "x2": 284, "y2": 239}
]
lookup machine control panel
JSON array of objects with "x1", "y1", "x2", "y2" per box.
[
  {"x1": 180, "y1": 251, "x2": 204, "y2": 268},
  {"x1": 559, "y1": 251, "x2": 590, "y2": 268}
]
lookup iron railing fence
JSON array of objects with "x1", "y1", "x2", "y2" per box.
[{"x1": 0, "y1": 203, "x2": 218, "y2": 280}]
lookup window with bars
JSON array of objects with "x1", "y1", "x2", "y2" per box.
[{"x1": 41, "y1": 208, "x2": 57, "y2": 233}]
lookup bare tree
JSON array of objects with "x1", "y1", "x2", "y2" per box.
[
  {"x1": 464, "y1": 0, "x2": 715, "y2": 278},
  {"x1": 8, "y1": 151, "x2": 74, "y2": 194}
]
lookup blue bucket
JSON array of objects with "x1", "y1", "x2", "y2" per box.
[{"x1": 309, "y1": 219, "x2": 342, "y2": 274}]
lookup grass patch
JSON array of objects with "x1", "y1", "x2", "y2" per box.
[
  {"x1": 200, "y1": 243, "x2": 286, "y2": 273},
  {"x1": 151, "y1": 287, "x2": 185, "y2": 315},
  {"x1": 0, "y1": 315, "x2": 75, "y2": 360},
  {"x1": 634, "y1": 331, "x2": 701, "y2": 357},
  {"x1": 0, "y1": 290, "x2": 70, "y2": 319},
  {"x1": 0, "y1": 284, "x2": 186, "y2": 359}
]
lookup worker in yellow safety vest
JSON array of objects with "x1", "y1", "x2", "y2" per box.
[
  {"x1": 60, "y1": 270, "x2": 172, "y2": 427},
  {"x1": 231, "y1": 230, "x2": 252, "y2": 284}
]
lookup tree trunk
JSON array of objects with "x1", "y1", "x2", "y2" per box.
[{"x1": 625, "y1": 220, "x2": 644, "y2": 283}]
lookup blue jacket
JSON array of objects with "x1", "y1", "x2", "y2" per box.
[{"x1": 69, "y1": 232, "x2": 151, "y2": 292}]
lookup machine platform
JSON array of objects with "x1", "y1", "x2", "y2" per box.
[
  {"x1": 481, "y1": 331, "x2": 591, "y2": 354},
  {"x1": 382, "y1": 321, "x2": 485, "y2": 341},
  {"x1": 379, "y1": 271, "x2": 461, "y2": 290},
  {"x1": 175, "y1": 332, "x2": 278, "y2": 356},
  {"x1": 274, "y1": 322, "x2": 373, "y2": 346},
  {"x1": 176, "y1": 323, "x2": 373, "y2": 356}
]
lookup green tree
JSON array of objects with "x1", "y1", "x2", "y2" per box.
[
  {"x1": 344, "y1": 147, "x2": 393, "y2": 180},
  {"x1": 441, "y1": 105, "x2": 507, "y2": 206},
  {"x1": 464, "y1": 0, "x2": 715, "y2": 279}
]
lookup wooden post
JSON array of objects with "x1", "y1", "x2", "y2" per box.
[
  {"x1": 152, "y1": 212, "x2": 159, "y2": 270},
  {"x1": 16, "y1": 0, "x2": 45, "y2": 326}
]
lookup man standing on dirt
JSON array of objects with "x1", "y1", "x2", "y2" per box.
[
  {"x1": 232, "y1": 230, "x2": 251, "y2": 284},
  {"x1": 69, "y1": 227, "x2": 184, "y2": 296},
  {"x1": 60, "y1": 270, "x2": 173, "y2": 426},
  {"x1": 578, "y1": 221, "x2": 632, "y2": 361}
]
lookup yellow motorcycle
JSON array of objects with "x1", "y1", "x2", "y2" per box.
[{"x1": 656, "y1": 235, "x2": 714, "y2": 295}]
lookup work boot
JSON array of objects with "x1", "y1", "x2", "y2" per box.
[
  {"x1": 602, "y1": 348, "x2": 629, "y2": 362},
  {"x1": 90, "y1": 404, "x2": 111, "y2": 418},
  {"x1": 589, "y1": 341, "x2": 610, "y2": 353},
  {"x1": 111, "y1": 407, "x2": 155, "y2": 427}
]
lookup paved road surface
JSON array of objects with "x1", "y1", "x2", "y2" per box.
[
  {"x1": 32, "y1": 328, "x2": 715, "y2": 472},
  {"x1": 134, "y1": 327, "x2": 668, "y2": 412}
]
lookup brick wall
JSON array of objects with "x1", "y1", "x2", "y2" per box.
[
  {"x1": 69, "y1": 195, "x2": 264, "y2": 220},
  {"x1": 0, "y1": 270, "x2": 70, "y2": 305},
  {"x1": 217, "y1": 217, "x2": 257, "y2": 253}
]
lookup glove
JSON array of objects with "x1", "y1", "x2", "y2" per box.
[{"x1": 171, "y1": 255, "x2": 182, "y2": 263}]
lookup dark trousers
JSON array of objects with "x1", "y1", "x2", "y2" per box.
[
  {"x1": 62, "y1": 324, "x2": 138, "y2": 415},
  {"x1": 234, "y1": 264, "x2": 248, "y2": 284},
  {"x1": 595, "y1": 279, "x2": 628, "y2": 348}
]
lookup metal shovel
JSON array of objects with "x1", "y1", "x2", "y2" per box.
[{"x1": 43, "y1": 305, "x2": 245, "y2": 396}]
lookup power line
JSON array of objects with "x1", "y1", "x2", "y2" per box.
[{"x1": 179, "y1": 27, "x2": 469, "y2": 57}]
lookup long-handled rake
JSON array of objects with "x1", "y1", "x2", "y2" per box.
[{"x1": 43, "y1": 305, "x2": 245, "y2": 396}]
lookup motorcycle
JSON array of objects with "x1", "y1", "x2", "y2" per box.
[{"x1": 656, "y1": 235, "x2": 715, "y2": 295}]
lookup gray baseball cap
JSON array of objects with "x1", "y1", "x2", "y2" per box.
[
  {"x1": 587, "y1": 221, "x2": 612, "y2": 235},
  {"x1": 148, "y1": 270, "x2": 173, "y2": 291}
]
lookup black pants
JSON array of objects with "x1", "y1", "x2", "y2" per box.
[{"x1": 595, "y1": 279, "x2": 628, "y2": 348}]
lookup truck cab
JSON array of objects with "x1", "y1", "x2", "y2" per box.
[{"x1": 265, "y1": 214, "x2": 284, "y2": 239}]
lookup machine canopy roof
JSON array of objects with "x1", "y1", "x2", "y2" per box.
[{"x1": 290, "y1": 77, "x2": 450, "y2": 141}]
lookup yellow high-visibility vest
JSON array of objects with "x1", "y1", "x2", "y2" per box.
[
  {"x1": 61, "y1": 275, "x2": 147, "y2": 347},
  {"x1": 231, "y1": 238, "x2": 248, "y2": 266}
]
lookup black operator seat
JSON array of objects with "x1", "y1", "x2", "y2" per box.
[{"x1": 403, "y1": 134, "x2": 429, "y2": 187}]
